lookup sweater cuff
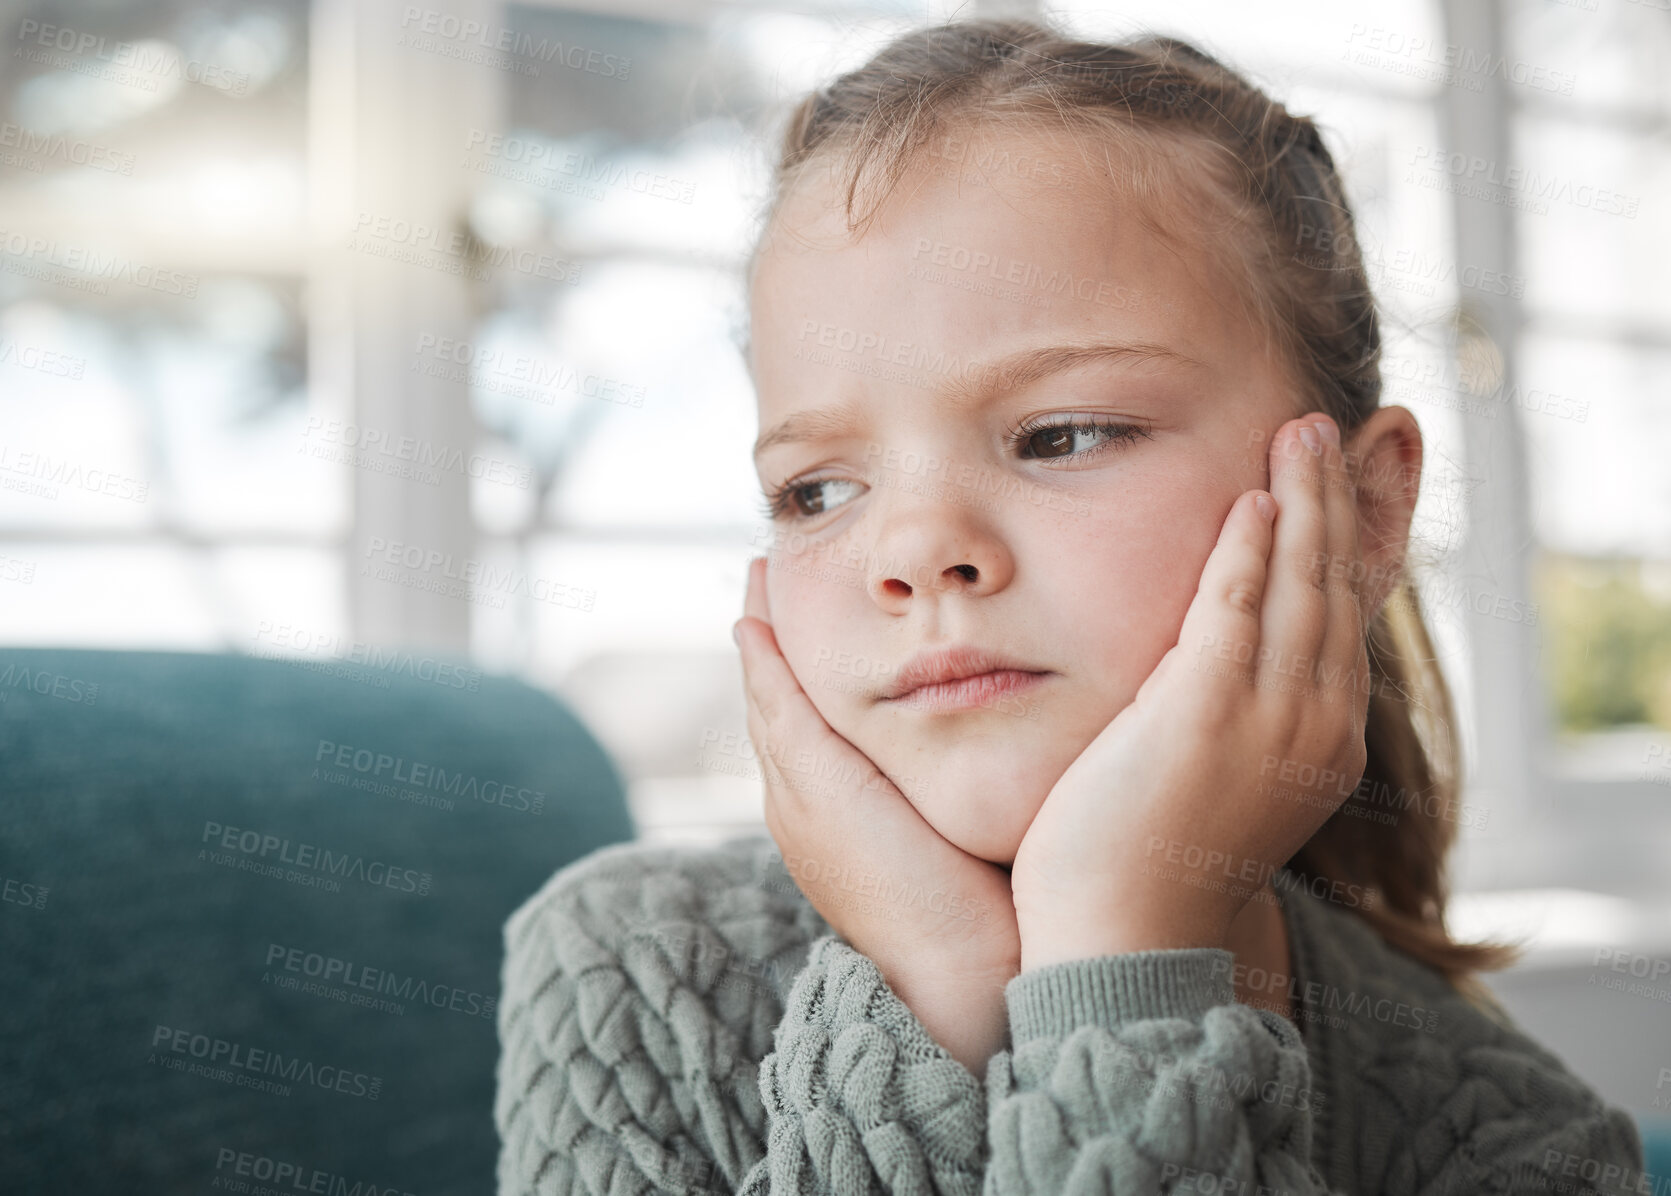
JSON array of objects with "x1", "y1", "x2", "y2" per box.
[
  {"x1": 1005, "y1": 947, "x2": 1235, "y2": 1046},
  {"x1": 761, "y1": 934, "x2": 989, "y2": 1186}
]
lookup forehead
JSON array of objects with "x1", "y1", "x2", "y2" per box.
[{"x1": 747, "y1": 122, "x2": 1260, "y2": 416}]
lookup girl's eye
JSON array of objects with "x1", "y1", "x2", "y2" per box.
[
  {"x1": 1009, "y1": 415, "x2": 1153, "y2": 461},
  {"x1": 757, "y1": 477, "x2": 863, "y2": 523},
  {"x1": 757, "y1": 416, "x2": 1151, "y2": 523}
]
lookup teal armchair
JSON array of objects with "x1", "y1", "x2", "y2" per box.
[{"x1": 0, "y1": 648, "x2": 635, "y2": 1194}]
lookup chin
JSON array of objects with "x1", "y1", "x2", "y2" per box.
[{"x1": 897, "y1": 766, "x2": 1046, "y2": 868}]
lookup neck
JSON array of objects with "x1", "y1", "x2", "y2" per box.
[{"x1": 1223, "y1": 881, "x2": 1296, "y2": 1023}]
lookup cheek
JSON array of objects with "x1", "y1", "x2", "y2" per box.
[
  {"x1": 765, "y1": 565, "x2": 846, "y2": 695},
  {"x1": 1039, "y1": 490, "x2": 1225, "y2": 691}
]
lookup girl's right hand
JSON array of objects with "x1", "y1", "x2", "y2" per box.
[{"x1": 733, "y1": 556, "x2": 1022, "y2": 1057}]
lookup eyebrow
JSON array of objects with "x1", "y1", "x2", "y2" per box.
[{"x1": 751, "y1": 340, "x2": 1200, "y2": 461}]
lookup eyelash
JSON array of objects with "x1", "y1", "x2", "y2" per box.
[{"x1": 756, "y1": 415, "x2": 1154, "y2": 523}]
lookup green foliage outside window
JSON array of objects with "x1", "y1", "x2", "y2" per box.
[{"x1": 1538, "y1": 553, "x2": 1671, "y2": 733}]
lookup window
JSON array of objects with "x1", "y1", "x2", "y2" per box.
[{"x1": 5, "y1": 0, "x2": 1666, "y2": 875}]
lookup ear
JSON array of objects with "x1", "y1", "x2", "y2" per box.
[{"x1": 1342, "y1": 405, "x2": 1423, "y2": 622}]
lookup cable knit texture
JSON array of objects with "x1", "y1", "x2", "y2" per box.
[{"x1": 495, "y1": 835, "x2": 1645, "y2": 1195}]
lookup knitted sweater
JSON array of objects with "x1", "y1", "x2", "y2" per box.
[{"x1": 493, "y1": 833, "x2": 1645, "y2": 1195}]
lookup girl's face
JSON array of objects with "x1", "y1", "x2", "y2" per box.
[{"x1": 748, "y1": 127, "x2": 1312, "y2": 867}]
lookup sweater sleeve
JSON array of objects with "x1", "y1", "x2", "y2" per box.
[
  {"x1": 494, "y1": 878, "x2": 989, "y2": 1196},
  {"x1": 739, "y1": 934, "x2": 989, "y2": 1195},
  {"x1": 497, "y1": 907, "x2": 1330, "y2": 1194},
  {"x1": 495, "y1": 882, "x2": 782, "y2": 1196},
  {"x1": 1427, "y1": 1103, "x2": 1647, "y2": 1196},
  {"x1": 497, "y1": 849, "x2": 1650, "y2": 1196},
  {"x1": 1377, "y1": 1035, "x2": 1648, "y2": 1196},
  {"x1": 742, "y1": 939, "x2": 1339, "y2": 1196},
  {"x1": 984, "y1": 946, "x2": 1340, "y2": 1195}
]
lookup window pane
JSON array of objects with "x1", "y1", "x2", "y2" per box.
[
  {"x1": 1504, "y1": 0, "x2": 1671, "y2": 118},
  {"x1": 0, "y1": 0, "x2": 324, "y2": 650},
  {"x1": 0, "y1": 278, "x2": 334, "y2": 535},
  {"x1": 1538, "y1": 552, "x2": 1671, "y2": 735},
  {"x1": 1515, "y1": 116, "x2": 1671, "y2": 330},
  {"x1": 1053, "y1": 0, "x2": 1443, "y2": 93},
  {"x1": 1519, "y1": 333, "x2": 1671, "y2": 735},
  {"x1": 1519, "y1": 335, "x2": 1671, "y2": 557},
  {"x1": 0, "y1": 543, "x2": 341, "y2": 648}
]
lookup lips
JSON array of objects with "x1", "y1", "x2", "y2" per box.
[{"x1": 881, "y1": 645, "x2": 1050, "y2": 701}]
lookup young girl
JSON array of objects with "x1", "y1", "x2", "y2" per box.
[{"x1": 494, "y1": 18, "x2": 1647, "y2": 1195}]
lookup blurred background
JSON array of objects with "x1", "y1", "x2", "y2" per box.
[{"x1": 2, "y1": 0, "x2": 1669, "y2": 1157}]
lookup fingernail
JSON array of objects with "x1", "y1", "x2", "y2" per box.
[
  {"x1": 1316, "y1": 417, "x2": 1340, "y2": 449},
  {"x1": 1299, "y1": 423, "x2": 1321, "y2": 455},
  {"x1": 732, "y1": 619, "x2": 743, "y2": 646},
  {"x1": 1254, "y1": 492, "x2": 1276, "y2": 522}
]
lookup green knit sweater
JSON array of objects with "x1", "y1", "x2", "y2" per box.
[{"x1": 493, "y1": 834, "x2": 1645, "y2": 1194}]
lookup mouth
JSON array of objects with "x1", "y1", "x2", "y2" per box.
[
  {"x1": 888, "y1": 669, "x2": 1052, "y2": 713},
  {"x1": 880, "y1": 644, "x2": 1052, "y2": 713}
]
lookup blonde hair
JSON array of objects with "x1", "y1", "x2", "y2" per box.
[{"x1": 745, "y1": 17, "x2": 1523, "y2": 1002}]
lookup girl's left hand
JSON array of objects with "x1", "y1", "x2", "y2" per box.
[{"x1": 1009, "y1": 412, "x2": 1372, "y2": 972}]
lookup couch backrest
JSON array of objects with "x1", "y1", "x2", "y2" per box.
[{"x1": 0, "y1": 648, "x2": 635, "y2": 1195}]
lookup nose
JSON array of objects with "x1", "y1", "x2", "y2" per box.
[
  {"x1": 865, "y1": 511, "x2": 1013, "y2": 609},
  {"x1": 873, "y1": 562, "x2": 977, "y2": 601}
]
